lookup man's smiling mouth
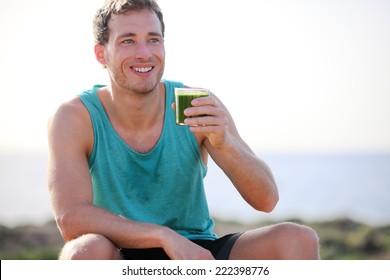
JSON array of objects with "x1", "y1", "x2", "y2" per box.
[{"x1": 131, "y1": 67, "x2": 154, "y2": 73}]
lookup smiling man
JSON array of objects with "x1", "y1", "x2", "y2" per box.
[{"x1": 47, "y1": 0, "x2": 320, "y2": 260}]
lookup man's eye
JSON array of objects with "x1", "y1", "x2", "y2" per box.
[
  {"x1": 122, "y1": 39, "x2": 135, "y2": 44},
  {"x1": 149, "y1": 38, "x2": 160, "y2": 43}
]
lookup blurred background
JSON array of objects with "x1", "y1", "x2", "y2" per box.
[{"x1": 1, "y1": 0, "x2": 389, "y2": 259}]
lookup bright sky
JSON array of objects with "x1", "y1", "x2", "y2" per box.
[{"x1": 1, "y1": 0, "x2": 389, "y2": 154}]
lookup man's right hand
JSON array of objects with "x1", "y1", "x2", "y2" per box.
[{"x1": 163, "y1": 230, "x2": 215, "y2": 260}]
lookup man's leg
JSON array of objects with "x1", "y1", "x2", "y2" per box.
[
  {"x1": 229, "y1": 222, "x2": 320, "y2": 260},
  {"x1": 59, "y1": 233, "x2": 123, "y2": 260}
]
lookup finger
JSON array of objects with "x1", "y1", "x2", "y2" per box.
[
  {"x1": 184, "y1": 116, "x2": 218, "y2": 127},
  {"x1": 188, "y1": 124, "x2": 226, "y2": 135},
  {"x1": 184, "y1": 106, "x2": 222, "y2": 118},
  {"x1": 191, "y1": 96, "x2": 217, "y2": 107}
]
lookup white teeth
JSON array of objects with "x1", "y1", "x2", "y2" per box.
[{"x1": 133, "y1": 67, "x2": 153, "y2": 73}]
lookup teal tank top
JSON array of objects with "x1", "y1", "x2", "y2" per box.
[{"x1": 78, "y1": 80, "x2": 217, "y2": 240}]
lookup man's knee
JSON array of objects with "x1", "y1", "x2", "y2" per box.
[
  {"x1": 275, "y1": 222, "x2": 320, "y2": 259},
  {"x1": 59, "y1": 233, "x2": 121, "y2": 260},
  {"x1": 290, "y1": 223, "x2": 319, "y2": 248}
]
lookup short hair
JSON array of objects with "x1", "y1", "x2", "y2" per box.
[{"x1": 93, "y1": 0, "x2": 165, "y2": 45}]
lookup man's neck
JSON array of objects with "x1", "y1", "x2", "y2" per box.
[{"x1": 99, "y1": 82, "x2": 165, "y2": 132}]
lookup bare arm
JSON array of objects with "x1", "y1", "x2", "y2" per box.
[
  {"x1": 184, "y1": 94, "x2": 279, "y2": 212},
  {"x1": 47, "y1": 98, "x2": 213, "y2": 259}
]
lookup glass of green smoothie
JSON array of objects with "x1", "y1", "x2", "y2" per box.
[{"x1": 174, "y1": 88, "x2": 210, "y2": 125}]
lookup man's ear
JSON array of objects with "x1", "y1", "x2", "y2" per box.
[{"x1": 94, "y1": 44, "x2": 106, "y2": 65}]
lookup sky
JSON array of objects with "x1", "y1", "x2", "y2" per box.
[{"x1": 0, "y1": 0, "x2": 390, "y2": 154}]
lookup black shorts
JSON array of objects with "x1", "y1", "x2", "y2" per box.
[{"x1": 119, "y1": 232, "x2": 242, "y2": 260}]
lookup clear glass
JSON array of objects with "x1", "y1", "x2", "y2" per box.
[{"x1": 174, "y1": 88, "x2": 210, "y2": 125}]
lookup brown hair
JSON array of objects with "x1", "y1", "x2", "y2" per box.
[{"x1": 93, "y1": 0, "x2": 165, "y2": 45}]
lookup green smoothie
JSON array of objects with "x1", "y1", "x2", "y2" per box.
[{"x1": 174, "y1": 88, "x2": 209, "y2": 125}]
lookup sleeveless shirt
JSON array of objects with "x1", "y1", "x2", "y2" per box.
[{"x1": 78, "y1": 80, "x2": 217, "y2": 240}]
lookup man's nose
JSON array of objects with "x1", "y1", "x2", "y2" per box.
[{"x1": 135, "y1": 42, "x2": 152, "y2": 60}]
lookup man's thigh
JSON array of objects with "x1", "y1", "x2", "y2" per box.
[
  {"x1": 229, "y1": 222, "x2": 320, "y2": 260},
  {"x1": 229, "y1": 224, "x2": 282, "y2": 260}
]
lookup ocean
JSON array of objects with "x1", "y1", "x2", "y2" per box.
[
  {"x1": 205, "y1": 153, "x2": 390, "y2": 226},
  {"x1": 1, "y1": 152, "x2": 389, "y2": 227}
]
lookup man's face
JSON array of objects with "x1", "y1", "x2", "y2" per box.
[{"x1": 97, "y1": 9, "x2": 165, "y2": 95}]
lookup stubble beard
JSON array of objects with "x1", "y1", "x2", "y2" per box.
[
  {"x1": 128, "y1": 79, "x2": 160, "y2": 95},
  {"x1": 109, "y1": 63, "x2": 165, "y2": 96}
]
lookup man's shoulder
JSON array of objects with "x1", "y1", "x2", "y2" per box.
[
  {"x1": 53, "y1": 97, "x2": 89, "y2": 121},
  {"x1": 48, "y1": 96, "x2": 93, "y2": 155},
  {"x1": 48, "y1": 96, "x2": 93, "y2": 141}
]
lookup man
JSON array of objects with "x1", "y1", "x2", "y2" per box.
[{"x1": 47, "y1": 0, "x2": 320, "y2": 260}]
